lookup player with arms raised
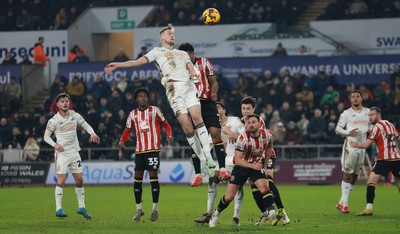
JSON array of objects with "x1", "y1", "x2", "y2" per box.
[{"x1": 44, "y1": 93, "x2": 100, "y2": 219}]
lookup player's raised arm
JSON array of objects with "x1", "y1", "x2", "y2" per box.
[{"x1": 104, "y1": 56, "x2": 148, "y2": 73}]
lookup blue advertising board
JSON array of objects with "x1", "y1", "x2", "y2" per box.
[
  {"x1": 0, "y1": 65, "x2": 22, "y2": 85},
  {"x1": 57, "y1": 55, "x2": 400, "y2": 88}
]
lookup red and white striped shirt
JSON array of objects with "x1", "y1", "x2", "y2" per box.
[
  {"x1": 124, "y1": 106, "x2": 167, "y2": 153},
  {"x1": 235, "y1": 128, "x2": 274, "y2": 163},
  {"x1": 369, "y1": 120, "x2": 400, "y2": 160},
  {"x1": 194, "y1": 57, "x2": 216, "y2": 99},
  {"x1": 241, "y1": 117, "x2": 276, "y2": 157}
]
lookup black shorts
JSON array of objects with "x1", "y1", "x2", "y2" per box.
[
  {"x1": 200, "y1": 99, "x2": 221, "y2": 129},
  {"x1": 230, "y1": 165, "x2": 267, "y2": 185},
  {"x1": 372, "y1": 160, "x2": 400, "y2": 177},
  {"x1": 135, "y1": 152, "x2": 160, "y2": 172}
]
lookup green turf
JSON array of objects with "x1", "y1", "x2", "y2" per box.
[{"x1": 1, "y1": 184, "x2": 399, "y2": 233}]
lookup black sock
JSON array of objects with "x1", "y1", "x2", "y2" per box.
[
  {"x1": 217, "y1": 195, "x2": 231, "y2": 213},
  {"x1": 262, "y1": 191, "x2": 274, "y2": 210},
  {"x1": 269, "y1": 179, "x2": 284, "y2": 209},
  {"x1": 150, "y1": 178, "x2": 160, "y2": 203},
  {"x1": 134, "y1": 177, "x2": 143, "y2": 204},
  {"x1": 251, "y1": 184, "x2": 267, "y2": 213},
  {"x1": 214, "y1": 143, "x2": 226, "y2": 168},
  {"x1": 366, "y1": 183, "x2": 375, "y2": 204},
  {"x1": 191, "y1": 153, "x2": 201, "y2": 174}
]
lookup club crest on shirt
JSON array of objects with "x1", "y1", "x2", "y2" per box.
[{"x1": 139, "y1": 120, "x2": 150, "y2": 132}]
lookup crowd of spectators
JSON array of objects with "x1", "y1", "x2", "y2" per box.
[
  {"x1": 1, "y1": 64, "x2": 400, "y2": 161},
  {"x1": 317, "y1": 0, "x2": 400, "y2": 21}
]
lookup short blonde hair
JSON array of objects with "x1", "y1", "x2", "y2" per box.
[{"x1": 160, "y1": 24, "x2": 174, "y2": 35}]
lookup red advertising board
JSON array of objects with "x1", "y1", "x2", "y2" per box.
[{"x1": 274, "y1": 159, "x2": 341, "y2": 184}]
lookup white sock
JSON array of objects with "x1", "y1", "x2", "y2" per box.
[
  {"x1": 136, "y1": 202, "x2": 142, "y2": 210},
  {"x1": 207, "y1": 182, "x2": 218, "y2": 214},
  {"x1": 187, "y1": 135, "x2": 205, "y2": 161},
  {"x1": 55, "y1": 186, "x2": 63, "y2": 211},
  {"x1": 196, "y1": 126, "x2": 213, "y2": 162},
  {"x1": 366, "y1": 203, "x2": 373, "y2": 209},
  {"x1": 233, "y1": 187, "x2": 244, "y2": 219},
  {"x1": 75, "y1": 187, "x2": 85, "y2": 208},
  {"x1": 340, "y1": 181, "x2": 351, "y2": 206},
  {"x1": 152, "y1": 203, "x2": 158, "y2": 211}
]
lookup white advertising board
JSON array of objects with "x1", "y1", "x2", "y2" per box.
[{"x1": 45, "y1": 161, "x2": 196, "y2": 185}]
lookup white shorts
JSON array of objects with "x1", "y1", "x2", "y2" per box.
[
  {"x1": 165, "y1": 81, "x2": 199, "y2": 117},
  {"x1": 55, "y1": 151, "x2": 83, "y2": 174},
  {"x1": 341, "y1": 147, "x2": 365, "y2": 174}
]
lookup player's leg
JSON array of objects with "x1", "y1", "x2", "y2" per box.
[
  {"x1": 132, "y1": 154, "x2": 146, "y2": 221},
  {"x1": 253, "y1": 175, "x2": 276, "y2": 225},
  {"x1": 70, "y1": 153, "x2": 91, "y2": 219},
  {"x1": 209, "y1": 166, "x2": 246, "y2": 227},
  {"x1": 338, "y1": 150, "x2": 358, "y2": 213},
  {"x1": 194, "y1": 176, "x2": 219, "y2": 224},
  {"x1": 55, "y1": 153, "x2": 68, "y2": 217},
  {"x1": 190, "y1": 155, "x2": 203, "y2": 186},
  {"x1": 233, "y1": 186, "x2": 244, "y2": 227},
  {"x1": 356, "y1": 160, "x2": 386, "y2": 216},
  {"x1": 147, "y1": 152, "x2": 160, "y2": 222}
]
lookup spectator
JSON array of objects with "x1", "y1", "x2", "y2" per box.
[
  {"x1": 320, "y1": 85, "x2": 340, "y2": 107},
  {"x1": 272, "y1": 121, "x2": 286, "y2": 145},
  {"x1": 317, "y1": 0, "x2": 344, "y2": 20},
  {"x1": 19, "y1": 111, "x2": 33, "y2": 132},
  {"x1": 23, "y1": 137, "x2": 40, "y2": 161},
  {"x1": 268, "y1": 110, "x2": 282, "y2": 130},
  {"x1": 305, "y1": 108, "x2": 326, "y2": 144},
  {"x1": 298, "y1": 45, "x2": 309, "y2": 55},
  {"x1": 107, "y1": 90, "x2": 123, "y2": 115},
  {"x1": 271, "y1": 42, "x2": 288, "y2": 57},
  {"x1": 275, "y1": 0, "x2": 292, "y2": 33},
  {"x1": 296, "y1": 85, "x2": 315, "y2": 110},
  {"x1": 379, "y1": 83, "x2": 395, "y2": 113},
  {"x1": 283, "y1": 121, "x2": 302, "y2": 145},
  {"x1": 32, "y1": 115, "x2": 47, "y2": 142},
  {"x1": 248, "y1": 1, "x2": 264, "y2": 23},
  {"x1": 16, "y1": 8, "x2": 32, "y2": 30},
  {"x1": 19, "y1": 53, "x2": 32, "y2": 64},
  {"x1": 116, "y1": 75, "x2": 128, "y2": 94},
  {"x1": 2, "y1": 51, "x2": 17, "y2": 64},
  {"x1": 68, "y1": 5, "x2": 79, "y2": 25},
  {"x1": 68, "y1": 45, "x2": 86, "y2": 62},
  {"x1": 73, "y1": 49, "x2": 90, "y2": 63},
  {"x1": 54, "y1": 8, "x2": 68, "y2": 29},
  {"x1": 6, "y1": 76, "x2": 22, "y2": 113},
  {"x1": 33, "y1": 36, "x2": 50, "y2": 66},
  {"x1": 359, "y1": 84, "x2": 374, "y2": 107},
  {"x1": 0, "y1": 84, "x2": 11, "y2": 116},
  {"x1": 65, "y1": 76, "x2": 84, "y2": 102},
  {"x1": 297, "y1": 114, "x2": 309, "y2": 137},
  {"x1": 279, "y1": 101, "x2": 293, "y2": 124},
  {"x1": 350, "y1": 0, "x2": 369, "y2": 16},
  {"x1": 113, "y1": 49, "x2": 129, "y2": 62},
  {"x1": 136, "y1": 46, "x2": 147, "y2": 59},
  {"x1": 0, "y1": 117, "x2": 12, "y2": 148},
  {"x1": 292, "y1": 101, "x2": 308, "y2": 122},
  {"x1": 91, "y1": 75, "x2": 110, "y2": 101},
  {"x1": 332, "y1": 43, "x2": 352, "y2": 56},
  {"x1": 281, "y1": 85, "x2": 297, "y2": 106}
]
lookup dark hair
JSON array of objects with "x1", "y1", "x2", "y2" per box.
[
  {"x1": 55, "y1": 92, "x2": 70, "y2": 102},
  {"x1": 134, "y1": 87, "x2": 150, "y2": 99},
  {"x1": 349, "y1": 90, "x2": 362, "y2": 99},
  {"x1": 215, "y1": 101, "x2": 226, "y2": 111},
  {"x1": 370, "y1": 106, "x2": 381, "y2": 114},
  {"x1": 247, "y1": 113, "x2": 260, "y2": 122},
  {"x1": 241, "y1": 96, "x2": 256, "y2": 108},
  {"x1": 178, "y1": 42, "x2": 194, "y2": 52}
]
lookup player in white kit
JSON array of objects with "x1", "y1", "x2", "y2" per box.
[
  {"x1": 335, "y1": 90, "x2": 370, "y2": 213},
  {"x1": 194, "y1": 102, "x2": 245, "y2": 226},
  {"x1": 104, "y1": 24, "x2": 215, "y2": 176},
  {"x1": 44, "y1": 93, "x2": 100, "y2": 219}
]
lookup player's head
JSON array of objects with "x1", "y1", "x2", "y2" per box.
[
  {"x1": 215, "y1": 101, "x2": 227, "y2": 118},
  {"x1": 349, "y1": 90, "x2": 362, "y2": 107},
  {"x1": 369, "y1": 106, "x2": 381, "y2": 124},
  {"x1": 241, "y1": 96, "x2": 256, "y2": 118},
  {"x1": 55, "y1": 92, "x2": 70, "y2": 112},
  {"x1": 178, "y1": 42, "x2": 195, "y2": 60},
  {"x1": 134, "y1": 87, "x2": 150, "y2": 107},
  {"x1": 38, "y1": 36, "x2": 44, "y2": 43},
  {"x1": 246, "y1": 114, "x2": 260, "y2": 133},
  {"x1": 159, "y1": 24, "x2": 175, "y2": 46}
]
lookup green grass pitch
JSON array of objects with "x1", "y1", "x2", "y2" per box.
[{"x1": 1, "y1": 184, "x2": 399, "y2": 233}]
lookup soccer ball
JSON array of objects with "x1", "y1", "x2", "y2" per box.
[{"x1": 202, "y1": 8, "x2": 221, "y2": 25}]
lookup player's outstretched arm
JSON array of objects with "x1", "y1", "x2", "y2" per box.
[
  {"x1": 350, "y1": 139, "x2": 374, "y2": 149},
  {"x1": 104, "y1": 57, "x2": 148, "y2": 73}
]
